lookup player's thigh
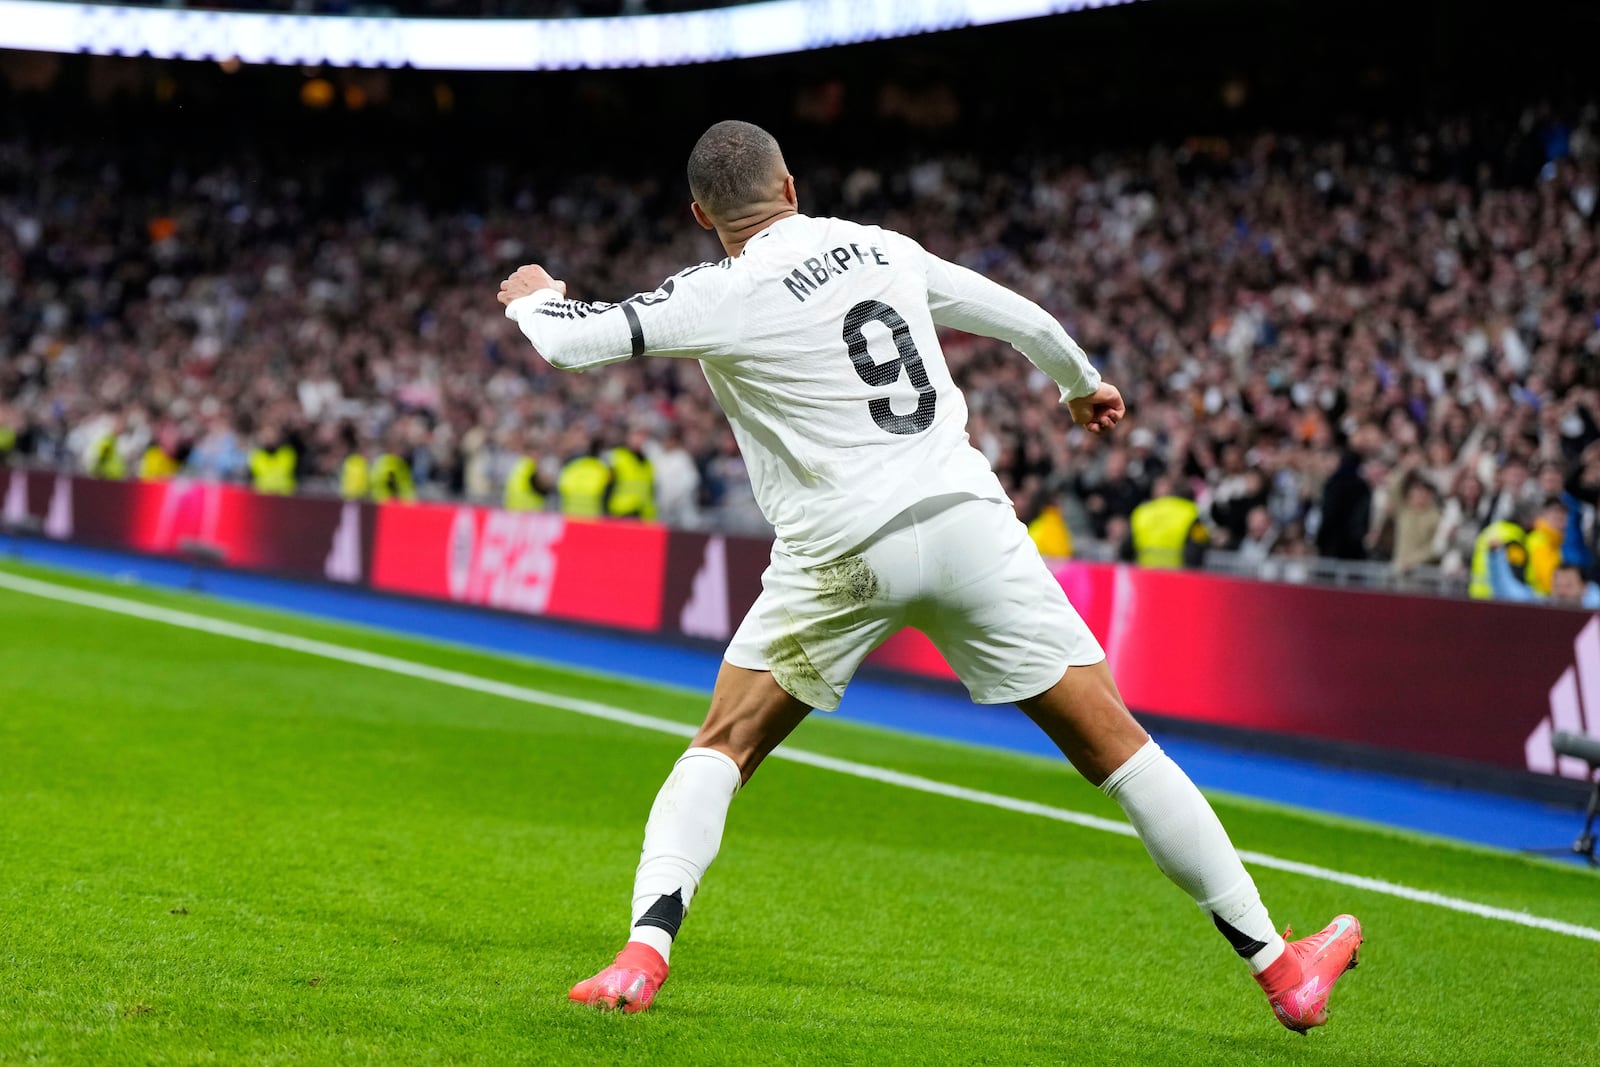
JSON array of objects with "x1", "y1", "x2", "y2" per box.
[
  {"x1": 724, "y1": 536, "x2": 910, "y2": 712},
  {"x1": 1015, "y1": 659, "x2": 1149, "y2": 786},
  {"x1": 915, "y1": 498, "x2": 1105, "y2": 705}
]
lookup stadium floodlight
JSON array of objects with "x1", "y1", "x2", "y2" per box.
[
  {"x1": 1552, "y1": 731, "x2": 1600, "y2": 865},
  {"x1": 0, "y1": 0, "x2": 1146, "y2": 71}
]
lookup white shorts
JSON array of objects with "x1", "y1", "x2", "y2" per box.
[{"x1": 724, "y1": 494, "x2": 1106, "y2": 711}]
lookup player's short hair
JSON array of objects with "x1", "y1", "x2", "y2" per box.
[{"x1": 687, "y1": 120, "x2": 785, "y2": 217}]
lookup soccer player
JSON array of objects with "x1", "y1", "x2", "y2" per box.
[{"x1": 496, "y1": 121, "x2": 1362, "y2": 1033}]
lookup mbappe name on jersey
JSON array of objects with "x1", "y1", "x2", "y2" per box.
[{"x1": 781, "y1": 243, "x2": 891, "y2": 303}]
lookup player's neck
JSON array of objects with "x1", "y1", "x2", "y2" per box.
[{"x1": 716, "y1": 204, "x2": 798, "y2": 257}]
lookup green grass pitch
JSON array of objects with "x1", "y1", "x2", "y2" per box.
[{"x1": 2, "y1": 559, "x2": 1598, "y2": 1065}]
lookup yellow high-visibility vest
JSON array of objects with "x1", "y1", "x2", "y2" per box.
[
  {"x1": 138, "y1": 446, "x2": 180, "y2": 481},
  {"x1": 371, "y1": 453, "x2": 416, "y2": 502},
  {"x1": 89, "y1": 434, "x2": 126, "y2": 479},
  {"x1": 1526, "y1": 523, "x2": 1562, "y2": 597},
  {"x1": 505, "y1": 457, "x2": 546, "y2": 511},
  {"x1": 1027, "y1": 505, "x2": 1073, "y2": 559},
  {"x1": 340, "y1": 454, "x2": 370, "y2": 500},
  {"x1": 606, "y1": 447, "x2": 656, "y2": 520},
  {"x1": 248, "y1": 445, "x2": 297, "y2": 495},
  {"x1": 1130, "y1": 496, "x2": 1201, "y2": 569},
  {"x1": 1469, "y1": 521, "x2": 1528, "y2": 599},
  {"x1": 558, "y1": 456, "x2": 612, "y2": 517},
  {"x1": 0, "y1": 425, "x2": 15, "y2": 457}
]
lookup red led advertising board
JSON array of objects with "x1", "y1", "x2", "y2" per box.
[{"x1": 8, "y1": 469, "x2": 1595, "y2": 782}]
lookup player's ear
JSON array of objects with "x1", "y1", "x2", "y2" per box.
[
  {"x1": 690, "y1": 201, "x2": 715, "y2": 230},
  {"x1": 782, "y1": 174, "x2": 797, "y2": 207}
]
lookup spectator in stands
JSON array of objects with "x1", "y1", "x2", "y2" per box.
[
  {"x1": 187, "y1": 415, "x2": 249, "y2": 483},
  {"x1": 1565, "y1": 441, "x2": 1600, "y2": 579},
  {"x1": 1485, "y1": 459, "x2": 1537, "y2": 527},
  {"x1": 1391, "y1": 475, "x2": 1443, "y2": 575},
  {"x1": 702, "y1": 431, "x2": 766, "y2": 535},
  {"x1": 3, "y1": 100, "x2": 1598, "y2": 596},
  {"x1": 1272, "y1": 519, "x2": 1313, "y2": 560},
  {"x1": 1525, "y1": 497, "x2": 1569, "y2": 597},
  {"x1": 650, "y1": 428, "x2": 702, "y2": 530},
  {"x1": 1490, "y1": 555, "x2": 1600, "y2": 609},
  {"x1": 1212, "y1": 466, "x2": 1270, "y2": 551},
  {"x1": 1434, "y1": 468, "x2": 1492, "y2": 576},
  {"x1": 1075, "y1": 447, "x2": 1146, "y2": 540},
  {"x1": 1315, "y1": 427, "x2": 1377, "y2": 561},
  {"x1": 1235, "y1": 506, "x2": 1279, "y2": 566},
  {"x1": 458, "y1": 422, "x2": 496, "y2": 503},
  {"x1": 1551, "y1": 564, "x2": 1600, "y2": 609}
]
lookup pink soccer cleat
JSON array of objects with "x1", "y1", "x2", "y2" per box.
[
  {"x1": 567, "y1": 942, "x2": 670, "y2": 1014},
  {"x1": 1255, "y1": 914, "x2": 1363, "y2": 1033}
]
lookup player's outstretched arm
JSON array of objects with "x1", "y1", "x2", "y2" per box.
[
  {"x1": 497, "y1": 262, "x2": 739, "y2": 372},
  {"x1": 497, "y1": 263, "x2": 632, "y2": 371},
  {"x1": 921, "y1": 248, "x2": 1117, "y2": 431}
]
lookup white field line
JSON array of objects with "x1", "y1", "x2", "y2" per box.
[{"x1": 3, "y1": 567, "x2": 1598, "y2": 945}]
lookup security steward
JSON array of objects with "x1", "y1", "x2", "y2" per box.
[
  {"x1": 340, "y1": 452, "x2": 371, "y2": 500},
  {"x1": 138, "y1": 438, "x2": 182, "y2": 481},
  {"x1": 505, "y1": 435, "x2": 547, "y2": 511},
  {"x1": 248, "y1": 425, "x2": 298, "y2": 495},
  {"x1": 1123, "y1": 476, "x2": 1209, "y2": 568},
  {"x1": 371, "y1": 443, "x2": 416, "y2": 503},
  {"x1": 606, "y1": 427, "x2": 657, "y2": 521},
  {"x1": 330, "y1": 425, "x2": 367, "y2": 500},
  {"x1": 558, "y1": 435, "x2": 613, "y2": 518},
  {"x1": 88, "y1": 423, "x2": 127, "y2": 480},
  {"x1": 1028, "y1": 501, "x2": 1074, "y2": 559},
  {"x1": 1469, "y1": 516, "x2": 1530, "y2": 600}
]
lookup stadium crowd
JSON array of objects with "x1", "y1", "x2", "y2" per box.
[{"x1": 1, "y1": 103, "x2": 1598, "y2": 601}]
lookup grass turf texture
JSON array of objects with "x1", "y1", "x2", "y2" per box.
[{"x1": 1, "y1": 560, "x2": 1597, "y2": 1065}]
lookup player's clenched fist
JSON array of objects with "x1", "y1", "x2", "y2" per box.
[
  {"x1": 1067, "y1": 381, "x2": 1126, "y2": 435},
  {"x1": 497, "y1": 264, "x2": 568, "y2": 306}
]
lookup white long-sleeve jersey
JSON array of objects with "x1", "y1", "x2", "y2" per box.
[{"x1": 505, "y1": 213, "x2": 1100, "y2": 562}]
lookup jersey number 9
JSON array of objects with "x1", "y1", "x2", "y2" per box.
[{"x1": 842, "y1": 300, "x2": 936, "y2": 435}]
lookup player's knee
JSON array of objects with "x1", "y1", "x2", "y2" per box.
[{"x1": 689, "y1": 723, "x2": 769, "y2": 783}]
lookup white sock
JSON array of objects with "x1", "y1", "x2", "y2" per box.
[
  {"x1": 627, "y1": 746, "x2": 742, "y2": 964},
  {"x1": 1100, "y1": 740, "x2": 1285, "y2": 972}
]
